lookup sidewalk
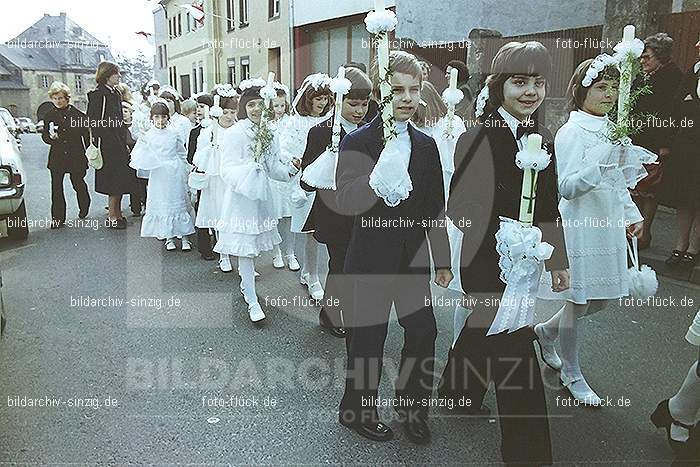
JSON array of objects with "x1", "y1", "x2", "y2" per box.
[{"x1": 640, "y1": 206, "x2": 700, "y2": 285}]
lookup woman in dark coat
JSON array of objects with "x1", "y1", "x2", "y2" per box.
[
  {"x1": 87, "y1": 61, "x2": 138, "y2": 229},
  {"x1": 631, "y1": 33, "x2": 685, "y2": 249},
  {"x1": 41, "y1": 81, "x2": 90, "y2": 228},
  {"x1": 658, "y1": 36, "x2": 700, "y2": 268}
]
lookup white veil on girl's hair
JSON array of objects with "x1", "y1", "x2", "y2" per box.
[{"x1": 290, "y1": 73, "x2": 332, "y2": 116}]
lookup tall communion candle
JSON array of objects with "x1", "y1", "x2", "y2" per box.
[
  {"x1": 623, "y1": 25, "x2": 635, "y2": 42},
  {"x1": 526, "y1": 133, "x2": 542, "y2": 153},
  {"x1": 266, "y1": 72, "x2": 275, "y2": 86},
  {"x1": 203, "y1": 105, "x2": 209, "y2": 120},
  {"x1": 213, "y1": 95, "x2": 221, "y2": 108},
  {"x1": 449, "y1": 67, "x2": 458, "y2": 90},
  {"x1": 374, "y1": 0, "x2": 385, "y2": 12},
  {"x1": 617, "y1": 25, "x2": 635, "y2": 130}
]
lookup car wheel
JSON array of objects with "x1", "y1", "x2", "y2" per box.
[{"x1": 7, "y1": 200, "x2": 28, "y2": 240}]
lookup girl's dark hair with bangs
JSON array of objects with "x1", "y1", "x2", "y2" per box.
[
  {"x1": 481, "y1": 41, "x2": 552, "y2": 119},
  {"x1": 159, "y1": 91, "x2": 181, "y2": 114},
  {"x1": 150, "y1": 102, "x2": 170, "y2": 118},
  {"x1": 344, "y1": 67, "x2": 373, "y2": 101},
  {"x1": 565, "y1": 58, "x2": 620, "y2": 112}
]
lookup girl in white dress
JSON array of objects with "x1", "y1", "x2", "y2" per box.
[
  {"x1": 280, "y1": 74, "x2": 333, "y2": 300},
  {"x1": 192, "y1": 94, "x2": 238, "y2": 272},
  {"x1": 160, "y1": 87, "x2": 193, "y2": 149},
  {"x1": 215, "y1": 85, "x2": 300, "y2": 323},
  {"x1": 412, "y1": 81, "x2": 468, "y2": 347},
  {"x1": 129, "y1": 102, "x2": 195, "y2": 250},
  {"x1": 535, "y1": 58, "x2": 645, "y2": 405},
  {"x1": 268, "y1": 84, "x2": 297, "y2": 270}
]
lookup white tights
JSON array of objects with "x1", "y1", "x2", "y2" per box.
[
  {"x1": 272, "y1": 217, "x2": 295, "y2": 258},
  {"x1": 669, "y1": 361, "x2": 700, "y2": 441},
  {"x1": 238, "y1": 256, "x2": 257, "y2": 306},
  {"x1": 540, "y1": 300, "x2": 607, "y2": 377},
  {"x1": 299, "y1": 233, "x2": 320, "y2": 284}
]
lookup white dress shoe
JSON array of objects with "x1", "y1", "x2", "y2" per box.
[
  {"x1": 219, "y1": 255, "x2": 233, "y2": 273},
  {"x1": 306, "y1": 280, "x2": 324, "y2": 300},
  {"x1": 248, "y1": 302, "x2": 266, "y2": 322},
  {"x1": 560, "y1": 371, "x2": 602, "y2": 406},
  {"x1": 165, "y1": 239, "x2": 177, "y2": 251},
  {"x1": 300, "y1": 272, "x2": 309, "y2": 285},
  {"x1": 181, "y1": 239, "x2": 192, "y2": 251},
  {"x1": 272, "y1": 251, "x2": 285, "y2": 269},
  {"x1": 286, "y1": 254, "x2": 300, "y2": 271},
  {"x1": 534, "y1": 323, "x2": 562, "y2": 370}
]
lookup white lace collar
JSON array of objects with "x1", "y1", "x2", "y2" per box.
[{"x1": 568, "y1": 110, "x2": 608, "y2": 132}]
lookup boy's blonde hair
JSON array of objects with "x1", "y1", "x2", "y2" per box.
[
  {"x1": 180, "y1": 99, "x2": 197, "y2": 115},
  {"x1": 48, "y1": 81, "x2": 71, "y2": 100}
]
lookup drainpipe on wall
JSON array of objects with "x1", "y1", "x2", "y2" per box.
[{"x1": 288, "y1": 0, "x2": 295, "y2": 92}]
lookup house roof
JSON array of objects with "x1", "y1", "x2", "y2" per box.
[
  {"x1": 1, "y1": 13, "x2": 113, "y2": 71},
  {"x1": 0, "y1": 79, "x2": 29, "y2": 90}
]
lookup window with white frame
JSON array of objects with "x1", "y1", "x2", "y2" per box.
[
  {"x1": 269, "y1": 0, "x2": 280, "y2": 19},
  {"x1": 226, "y1": 0, "x2": 235, "y2": 31},
  {"x1": 239, "y1": 0, "x2": 249, "y2": 26},
  {"x1": 75, "y1": 74, "x2": 83, "y2": 93},
  {"x1": 227, "y1": 58, "x2": 236, "y2": 85},
  {"x1": 240, "y1": 56, "x2": 250, "y2": 81}
]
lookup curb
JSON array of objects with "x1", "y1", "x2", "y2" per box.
[{"x1": 640, "y1": 250, "x2": 700, "y2": 285}]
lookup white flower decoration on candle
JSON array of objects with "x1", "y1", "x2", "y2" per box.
[
  {"x1": 260, "y1": 85, "x2": 277, "y2": 101},
  {"x1": 515, "y1": 134, "x2": 551, "y2": 171},
  {"x1": 442, "y1": 88, "x2": 465, "y2": 106},
  {"x1": 364, "y1": 9, "x2": 398, "y2": 34},
  {"x1": 329, "y1": 75, "x2": 352, "y2": 96},
  {"x1": 474, "y1": 84, "x2": 490, "y2": 118},
  {"x1": 210, "y1": 94, "x2": 223, "y2": 118},
  {"x1": 308, "y1": 73, "x2": 332, "y2": 90},
  {"x1": 612, "y1": 37, "x2": 645, "y2": 62}
]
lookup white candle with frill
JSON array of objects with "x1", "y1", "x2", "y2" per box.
[
  {"x1": 518, "y1": 133, "x2": 543, "y2": 226},
  {"x1": 617, "y1": 25, "x2": 635, "y2": 130}
]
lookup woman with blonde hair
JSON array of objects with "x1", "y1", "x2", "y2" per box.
[{"x1": 42, "y1": 81, "x2": 91, "y2": 228}]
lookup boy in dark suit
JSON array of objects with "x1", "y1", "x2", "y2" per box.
[
  {"x1": 336, "y1": 51, "x2": 452, "y2": 444},
  {"x1": 187, "y1": 94, "x2": 215, "y2": 260},
  {"x1": 439, "y1": 41, "x2": 569, "y2": 466},
  {"x1": 300, "y1": 67, "x2": 373, "y2": 338}
]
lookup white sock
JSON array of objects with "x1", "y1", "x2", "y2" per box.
[
  {"x1": 238, "y1": 256, "x2": 258, "y2": 306},
  {"x1": 669, "y1": 361, "x2": 700, "y2": 442},
  {"x1": 559, "y1": 302, "x2": 590, "y2": 378},
  {"x1": 452, "y1": 304, "x2": 470, "y2": 348},
  {"x1": 272, "y1": 245, "x2": 282, "y2": 258}
]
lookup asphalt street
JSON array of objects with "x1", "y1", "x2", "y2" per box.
[{"x1": 0, "y1": 133, "x2": 698, "y2": 465}]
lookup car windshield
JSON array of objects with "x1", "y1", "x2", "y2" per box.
[{"x1": 0, "y1": 110, "x2": 14, "y2": 128}]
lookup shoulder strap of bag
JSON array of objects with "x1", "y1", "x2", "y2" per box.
[{"x1": 626, "y1": 236, "x2": 639, "y2": 271}]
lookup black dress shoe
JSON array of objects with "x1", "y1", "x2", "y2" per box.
[
  {"x1": 78, "y1": 206, "x2": 90, "y2": 219},
  {"x1": 339, "y1": 414, "x2": 393, "y2": 442},
  {"x1": 400, "y1": 415, "x2": 431, "y2": 445},
  {"x1": 200, "y1": 251, "x2": 216, "y2": 261},
  {"x1": 680, "y1": 252, "x2": 698, "y2": 268},
  {"x1": 319, "y1": 309, "x2": 347, "y2": 338},
  {"x1": 651, "y1": 399, "x2": 694, "y2": 452},
  {"x1": 665, "y1": 250, "x2": 685, "y2": 266}
]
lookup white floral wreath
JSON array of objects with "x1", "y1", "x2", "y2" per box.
[
  {"x1": 213, "y1": 83, "x2": 238, "y2": 97},
  {"x1": 582, "y1": 53, "x2": 618, "y2": 87},
  {"x1": 238, "y1": 77, "x2": 267, "y2": 91},
  {"x1": 364, "y1": 9, "x2": 398, "y2": 34}
]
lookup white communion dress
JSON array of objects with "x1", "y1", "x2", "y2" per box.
[
  {"x1": 129, "y1": 126, "x2": 195, "y2": 239},
  {"x1": 539, "y1": 110, "x2": 644, "y2": 303},
  {"x1": 192, "y1": 123, "x2": 232, "y2": 231},
  {"x1": 279, "y1": 113, "x2": 329, "y2": 233},
  {"x1": 214, "y1": 118, "x2": 295, "y2": 258}
]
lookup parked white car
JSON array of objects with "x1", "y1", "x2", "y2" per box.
[
  {"x1": 0, "y1": 108, "x2": 21, "y2": 150},
  {"x1": 16, "y1": 117, "x2": 37, "y2": 133},
  {"x1": 0, "y1": 117, "x2": 27, "y2": 240}
]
